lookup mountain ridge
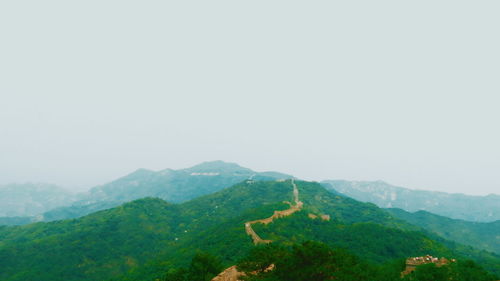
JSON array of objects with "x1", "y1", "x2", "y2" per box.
[
  {"x1": 322, "y1": 179, "x2": 500, "y2": 222},
  {"x1": 387, "y1": 208, "x2": 500, "y2": 255},
  {"x1": 0, "y1": 161, "x2": 293, "y2": 224}
]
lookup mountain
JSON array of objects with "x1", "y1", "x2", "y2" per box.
[
  {"x1": 81, "y1": 160, "x2": 291, "y2": 204},
  {"x1": 387, "y1": 208, "x2": 500, "y2": 255},
  {"x1": 0, "y1": 161, "x2": 292, "y2": 224},
  {"x1": 0, "y1": 180, "x2": 498, "y2": 281},
  {"x1": 322, "y1": 180, "x2": 500, "y2": 222},
  {"x1": 0, "y1": 183, "x2": 75, "y2": 217},
  {"x1": 55, "y1": 161, "x2": 291, "y2": 220}
]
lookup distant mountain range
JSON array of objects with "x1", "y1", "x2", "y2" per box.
[
  {"x1": 1, "y1": 180, "x2": 498, "y2": 281},
  {"x1": 80, "y1": 160, "x2": 292, "y2": 204},
  {"x1": 2, "y1": 162, "x2": 499, "y2": 226},
  {"x1": 0, "y1": 161, "x2": 292, "y2": 223},
  {"x1": 0, "y1": 183, "x2": 75, "y2": 217},
  {"x1": 322, "y1": 180, "x2": 500, "y2": 222}
]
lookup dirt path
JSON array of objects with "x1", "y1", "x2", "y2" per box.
[{"x1": 244, "y1": 179, "x2": 303, "y2": 245}]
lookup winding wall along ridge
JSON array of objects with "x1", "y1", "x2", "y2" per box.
[{"x1": 244, "y1": 179, "x2": 303, "y2": 245}]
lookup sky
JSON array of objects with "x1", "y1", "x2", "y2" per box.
[{"x1": 1, "y1": 1, "x2": 499, "y2": 195}]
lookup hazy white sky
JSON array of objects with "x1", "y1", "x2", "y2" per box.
[{"x1": 1, "y1": 1, "x2": 499, "y2": 195}]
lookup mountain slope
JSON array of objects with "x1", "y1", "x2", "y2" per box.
[
  {"x1": 0, "y1": 183, "x2": 75, "y2": 217},
  {"x1": 118, "y1": 180, "x2": 500, "y2": 281},
  {"x1": 322, "y1": 180, "x2": 500, "y2": 222},
  {"x1": 0, "y1": 161, "x2": 292, "y2": 225},
  {"x1": 1, "y1": 180, "x2": 499, "y2": 281},
  {"x1": 82, "y1": 161, "x2": 292, "y2": 204},
  {"x1": 387, "y1": 208, "x2": 500, "y2": 255}
]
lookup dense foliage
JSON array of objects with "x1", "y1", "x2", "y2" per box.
[
  {"x1": 237, "y1": 242, "x2": 393, "y2": 281},
  {"x1": 162, "y1": 252, "x2": 223, "y2": 281},
  {"x1": 388, "y1": 208, "x2": 500, "y2": 255},
  {"x1": 251, "y1": 212, "x2": 452, "y2": 264},
  {"x1": 0, "y1": 180, "x2": 498, "y2": 281},
  {"x1": 234, "y1": 242, "x2": 498, "y2": 281}
]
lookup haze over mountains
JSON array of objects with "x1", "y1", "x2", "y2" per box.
[
  {"x1": 3, "y1": 1, "x2": 499, "y2": 280},
  {"x1": 0, "y1": 161, "x2": 292, "y2": 223},
  {"x1": 81, "y1": 161, "x2": 292, "y2": 204},
  {"x1": 0, "y1": 183, "x2": 75, "y2": 217},
  {"x1": 2, "y1": 161, "x2": 497, "y2": 224},
  {"x1": 322, "y1": 180, "x2": 500, "y2": 222}
]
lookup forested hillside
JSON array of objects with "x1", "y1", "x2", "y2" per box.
[
  {"x1": 387, "y1": 208, "x2": 500, "y2": 255},
  {"x1": 1, "y1": 180, "x2": 498, "y2": 281}
]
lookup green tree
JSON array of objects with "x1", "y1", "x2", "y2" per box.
[
  {"x1": 164, "y1": 252, "x2": 223, "y2": 281},
  {"x1": 239, "y1": 241, "x2": 389, "y2": 281},
  {"x1": 187, "y1": 252, "x2": 223, "y2": 281},
  {"x1": 163, "y1": 268, "x2": 188, "y2": 281}
]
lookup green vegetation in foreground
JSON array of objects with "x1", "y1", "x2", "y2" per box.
[
  {"x1": 162, "y1": 252, "x2": 223, "y2": 281},
  {"x1": 162, "y1": 241, "x2": 498, "y2": 281},
  {"x1": 0, "y1": 180, "x2": 499, "y2": 281}
]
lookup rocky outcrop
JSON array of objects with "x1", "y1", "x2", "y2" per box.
[
  {"x1": 211, "y1": 266, "x2": 245, "y2": 281},
  {"x1": 402, "y1": 255, "x2": 455, "y2": 276},
  {"x1": 211, "y1": 264, "x2": 275, "y2": 281},
  {"x1": 308, "y1": 213, "x2": 330, "y2": 221}
]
